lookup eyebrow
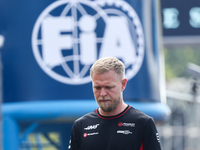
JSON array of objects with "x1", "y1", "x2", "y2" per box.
[{"x1": 93, "y1": 84, "x2": 115, "y2": 88}]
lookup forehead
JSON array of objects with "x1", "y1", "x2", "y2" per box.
[{"x1": 91, "y1": 70, "x2": 121, "y2": 85}]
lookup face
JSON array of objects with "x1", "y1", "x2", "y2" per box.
[{"x1": 91, "y1": 70, "x2": 127, "y2": 113}]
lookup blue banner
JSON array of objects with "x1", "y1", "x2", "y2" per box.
[{"x1": 0, "y1": 0, "x2": 161, "y2": 103}]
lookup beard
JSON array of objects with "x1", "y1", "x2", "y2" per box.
[{"x1": 97, "y1": 96, "x2": 121, "y2": 113}]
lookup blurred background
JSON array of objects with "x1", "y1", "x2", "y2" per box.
[
  {"x1": 159, "y1": 0, "x2": 200, "y2": 149},
  {"x1": 0, "y1": 0, "x2": 200, "y2": 150}
]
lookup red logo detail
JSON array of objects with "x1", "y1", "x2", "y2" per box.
[
  {"x1": 118, "y1": 122, "x2": 123, "y2": 127},
  {"x1": 83, "y1": 133, "x2": 87, "y2": 137}
]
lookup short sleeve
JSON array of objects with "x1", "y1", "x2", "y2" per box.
[
  {"x1": 68, "y1": 122, "x2": 80, "y2": 150},
  {"x1": 142, "y1": 118, "x2": 162, "y2": 150}
]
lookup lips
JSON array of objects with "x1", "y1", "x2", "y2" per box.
[
  {"x1": 100, "y1": 100, "x2": 110, "y2": 103},
  {"x1": 98, "y1": 98, "x2": 112, "y2": 103},
  {"x1": 98, "y1": 97, "x2": 111, "y2": 101}
]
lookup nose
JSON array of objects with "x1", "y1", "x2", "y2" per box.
[{"x1": 100, "y1": 88, "x2": 107, "y2": 96}]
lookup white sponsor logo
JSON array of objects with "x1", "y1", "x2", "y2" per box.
[
  {"x1": 68, "y1": 139, "x2": 71, "y2": 149},
  {"x1": 117, "y1": 130, "x2": 132, "y2": 135},
  {"x1": 84, "y1": 132, "x2": 99, "y2": 137},
  {"x1": 84, "y1": 124, "x2": 99, "y2": 130},
  {"x1": 156, "y1": 133, "x2": 160, "y2": 142},
  {"x1": 32, "y1": 0, "x2": 145, "y2": 85}
]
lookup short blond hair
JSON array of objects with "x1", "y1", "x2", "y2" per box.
[{"x1": 90, "y1": 57, "x2": 125, "y2": 78}]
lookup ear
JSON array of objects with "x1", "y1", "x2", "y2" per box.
[{"x1": 121, "y1": 78, "x2": 127, "y2": 91}]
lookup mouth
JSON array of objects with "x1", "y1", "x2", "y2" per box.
[
  {"x1": 98, "y1": 98, "x2": 112, "y2": 103},
  {"x1": 97, "y1": 97, "x2": 112, "y2": 103},
  {"x1": 99, "y1": 100, "x2": 111, "y2": 103}
]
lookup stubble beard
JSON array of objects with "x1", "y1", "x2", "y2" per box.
[{"x1": 97, "y1": 96, "x2": 121, "y2": 113}]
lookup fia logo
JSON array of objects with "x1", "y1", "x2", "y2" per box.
[{"x1": 32, "y1": 0, "x2": 145, "y2": 85}]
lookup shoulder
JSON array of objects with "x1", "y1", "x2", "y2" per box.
[
  {"x1": 129, "y1": 106, "x2": 151, "y2": 119},
  {"x1": 128, "y1": 107, "x2": 158, "y2": 132},
  {"x1": 128, "y1": 106, "x2": 154, "y2": 124},
  {"x1": 73, "y1": 110, "x2": 97, "y2": 125}
]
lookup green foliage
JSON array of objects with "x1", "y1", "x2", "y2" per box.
[{"x1": 164, "y1": 47, "x2": 200, "y2": 80}]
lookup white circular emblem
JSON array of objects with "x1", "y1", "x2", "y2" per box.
[{"x1": 32, "y1": 0, "x2": 145, "y2": 85}]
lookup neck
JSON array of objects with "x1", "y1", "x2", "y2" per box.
[{"x1": 99, "y1": 101, "x2": 128, "y2": 116}]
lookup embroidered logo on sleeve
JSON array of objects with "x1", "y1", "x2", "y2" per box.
[{"x1": 156, "y1": 133, "x2": 160, "y2": 142}]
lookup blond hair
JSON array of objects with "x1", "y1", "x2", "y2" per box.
[{"x1": 90, "y1": 57, "x2": 125, "y2": 78}]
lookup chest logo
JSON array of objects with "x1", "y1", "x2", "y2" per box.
[
  {"x1": 83, "y1": 132, "x2": 99, "y2": 138},
  {"x1": 118, "y1": 122, "x2": 135, "y2": 127},
  {"x1": 84, "y1": 124, "x2": 99, "y2": 130},
  {"x1": 117, "y1": 130, "x2": 132, "y2": 135}
]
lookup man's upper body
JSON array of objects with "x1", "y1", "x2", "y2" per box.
[
  {"x1": 68, "y1": 105, "x2": 161, "y2": 150},
  {"x1": 68, "y1": 57, "x2": 162, "y2": 150}
]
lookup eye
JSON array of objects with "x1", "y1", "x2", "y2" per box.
[
  {"x1": 105, "y1": 86, "x2": 112, "y2": 90},
  {"x1": 94, "y1": 86, "x2": 101, "y2": 90}
]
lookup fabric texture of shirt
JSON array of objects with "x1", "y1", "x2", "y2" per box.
[{"x1": 68, "y1": 105, "x2": 162, "y2": 150}]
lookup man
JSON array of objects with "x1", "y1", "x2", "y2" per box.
[{"x1": 68, "y1": 57, "x2": 162, "y2": 150}]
